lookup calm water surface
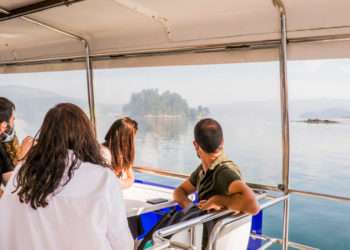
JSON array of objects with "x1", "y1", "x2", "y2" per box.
[{"x1": 125, "y1": 106, "x2": 350, "y2": 250}]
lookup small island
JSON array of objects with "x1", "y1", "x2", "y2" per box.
[
  {"x1": 123, "y1": 89, "x2": 210, "y2": 119},
  {"x1": 301, "y1": 118, "x2": 339, "y2": 124}
]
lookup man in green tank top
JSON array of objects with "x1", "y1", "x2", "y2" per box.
[{"x1": 174, "y1": 118, "x2": 259, "y2": 214}]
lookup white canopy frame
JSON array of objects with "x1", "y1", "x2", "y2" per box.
[
  {"x1": 2, "y1": 0, "x2": 350, "y2": 65},
  {"x1": 1, "y1": 1, "x2": 350, "y2": 250},
  {"x1": 0, "y1": 6, "x2": 96, "y2": 132}
]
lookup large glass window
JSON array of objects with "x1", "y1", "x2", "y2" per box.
[
  {"x1": 94, "y1": 59, "x2": 282, "y2": 186},
  {"x1": 289, "y1": 194, "x2": 350, "y2": 250},
  {"x1": 287, "y1": 57, "x2": 350, "y2": 250},
  {"x1": 289, "y1": 58, "x2": 350, "y2": 197},
  {"x1": 262, "y1": 194, "x2": 350, "y2": 250},
  {"x1": 0, "y1": 70, "x2": 88, "y2": 140}
]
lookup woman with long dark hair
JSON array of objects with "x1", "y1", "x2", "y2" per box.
[
  {"x1": 102, "y1": 117, "x2": 137, "y2": 189},
  {"x1": 0, "y1": 103, "x2": 133, "y2": 250}
]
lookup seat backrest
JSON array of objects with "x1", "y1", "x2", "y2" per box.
[{"x1": 208, "y1": 215, "x2": 252, "y2": 250}]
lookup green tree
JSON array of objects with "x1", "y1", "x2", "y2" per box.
[{"x1": 123, "y1": 89, "x2": 210, "y2": 119}]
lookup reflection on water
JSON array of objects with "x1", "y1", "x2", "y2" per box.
[
  {"x1": 134, "y1": 104, "x2": 284, "y2": 184},
  {"x1": 137, "y1": 116, "x2": 190, "y2": 142},
  {"x1": 135, "y1": 116, "x2": 196, "y2": 173},
  {"x1": 132, "y1": 105, "x2": 350, "y2": 198},
  {"x1": 131, "y1": 106, "x2": 350, "y2": 250}
]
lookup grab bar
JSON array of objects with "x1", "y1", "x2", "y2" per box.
[{"x1": 151, "y1": 194, "x2": 288, "y2": 250}]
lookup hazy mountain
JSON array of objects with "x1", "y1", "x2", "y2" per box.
[
  {"x1": 2, "y1": 85, "x2": 349, "y2": 137},
  {"x1": 1, "y1": 85, "x2": 87, "y2": 124},
  {"x1": 301, "y1": 108, "x2": 350, "y2": 119},
  {"x1": 289, "y1": 99, "x2": 350, "y2": 119},
  {"x1": 1, "y1": 85, "x2": 124, "y2": 137}
]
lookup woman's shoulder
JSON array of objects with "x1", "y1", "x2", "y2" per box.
[
  {"x1": 56, "y1": 161, "x2": 119, "y2": 197},
  {"x1": 100, "y1": 145, "x2": 112, "y2": 165}
]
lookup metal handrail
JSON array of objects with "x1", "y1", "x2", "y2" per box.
[
  {"x1": 151, "y1": 195, "x2": 288, "y2": 250},
  {"x1": 256, "y1": 238, "x2": 278, "y2": 250},
  {"x1": 251, "y1": 234, "x2": 320, "y2": 250},
  {"x1": 134, "y1": 166, "x2": 350, "y2": 203},
  {"x1": 289, "y1": 188, "x2": 350, "y2": 203},
  {"x1": 207, "y1": 195, "x2": 289, "y2": 249},
  {"x1": 134, "y1": 166, "x2": 281, "y2": 192},
  {"x1": 153, "y1": 210, "x2": 234, "y2": 242}
]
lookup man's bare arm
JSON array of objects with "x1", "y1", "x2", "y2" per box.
[
  {"x1": 173, "y1": 179, "x2": 196, "y2": 208},
  {"x1": 199, "y1": 181, "x2": 260, "y2": 215}
]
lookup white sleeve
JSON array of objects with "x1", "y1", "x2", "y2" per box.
[
  {"x1": 106, "y1": 172, "x2": 134, "y2": 250},
  {"x1": 100, "y1": 145, "x2": 112, "y2": 165},
  {"x1": 3, "y1": 163, "x2": 21, "y2": 195}
]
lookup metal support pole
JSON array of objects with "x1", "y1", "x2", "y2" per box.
[
  {"x1": 279, "y1": 8, "x2": 290, "y2": 197},
  {"x1": 84, "y1": 41, "x2": 97, "y2": 134},
  {"x1": 272, "y1": 1, "x2": 290, "y2": 249},
  {"x1": 280, "y1": 10, "x2": 290, "y2": 250},
  {"x1": 282, "y1": 197, "x2": 290, "y2": 250},
  {"x1": 0, "y1": 6, "x2": 97, "y2": 133}
]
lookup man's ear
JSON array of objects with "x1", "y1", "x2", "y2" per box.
[
  {"x1": 219, "y1": 140, "x2": 224, "y2": 150},
  {"x1": 0, "y1": 121, "x2": 7, "y2": 134},
  {"x1": 197, "y1": 144, "x2": 206, "y2": 155}
]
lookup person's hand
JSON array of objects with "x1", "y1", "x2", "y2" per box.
[
  {"x1": 198, "y1": 196, "x2": 223, "y2": 211},
  {"x1": 0, "y1": 122, "x2": 7, "y2": 135},
  {"x1": 19, "y1": 136, "x2": 35, "y2": 160}
]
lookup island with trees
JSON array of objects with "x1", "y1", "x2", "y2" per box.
[
  {"x1": 302, "y1": 118, "x2": 339, "y2": 124},
  {"x1": 122, "y1": 89, "x2": 210, "y2": 119}
]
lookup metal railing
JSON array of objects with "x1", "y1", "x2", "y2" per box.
[
  {"x1": 251, "y1": 234, "x2": 320, "y2": 250},
  {"x1": 150, "y1": 195, "x2": 289, "y2": 250},
  {"x1": 134, "y1": 166, "x2": 350, "y2": 203}
]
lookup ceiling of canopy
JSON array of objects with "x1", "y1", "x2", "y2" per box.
[{"x1": 0, "y1": 0, "x2": 350, "y2": 66}]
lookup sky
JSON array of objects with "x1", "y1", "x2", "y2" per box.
[{"x1": 1, "y1": 59, "x2": 350, "y2": 106}]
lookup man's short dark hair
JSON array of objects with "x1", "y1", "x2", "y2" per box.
[
  {"x1": 0, "y1": 97, "x2": 15, "y2": 123},
  {"x1": 194, "y1": 118, "x2": 223, "y2": 153}
]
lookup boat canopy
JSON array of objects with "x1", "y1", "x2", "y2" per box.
[{"x1": 1, "y1": 0, "x2": 350, "y2": 72}]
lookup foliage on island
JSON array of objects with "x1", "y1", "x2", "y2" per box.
[
  {"x1": 303, "y1": 118, "x2": 338, "y2": 124},
  {"x1": 122, "y1": 89, "x2": 209, "y2": 119}
]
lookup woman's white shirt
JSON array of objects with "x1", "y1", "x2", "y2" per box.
[
  {"x1": 0, "y1": 159, "x2": 133, "y2": 250},
  {"x1": 101, "y1": 145, "x2": 113, "y2": 166},
  {"x1": 100, "y1": 146, "x2": 132, "y2": 184}
]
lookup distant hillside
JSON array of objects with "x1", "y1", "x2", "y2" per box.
[
  {"x1": 1, "y1": 85, "x2": 123, "y2": 138},
  {"x1": 301, "y1": 108, "x2": 350, "y2": 119},
  {"x1": 289, "y1": 99, "x2": 350, "y2": 119},
  {"x1": 1, "y1": 85, "x2": 89, "y2": 135}
]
